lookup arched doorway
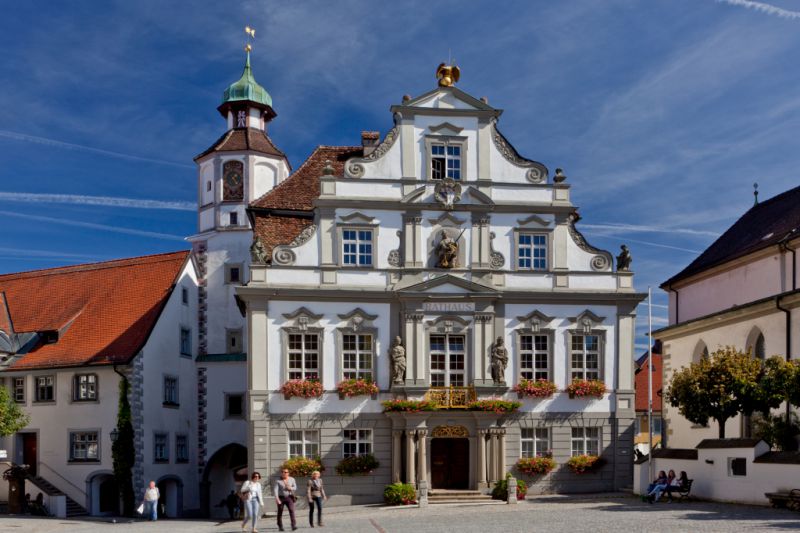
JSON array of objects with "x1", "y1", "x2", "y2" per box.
[
  {"x1": 156, "y1": 476, "x2": 183, "y2": 518},
  {"x1": 86, "y1": 471, "x2": 119, "y2": 516},
  {"x1": 201, "y1": 443, "x2": 248, "y2": 518}
]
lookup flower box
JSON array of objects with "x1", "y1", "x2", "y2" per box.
[
  {"x1": 281, "y1": 455, "x2": 324, "y2": 478},
  {"x1": 565, "y1": 379, "x2": 606, "y2": 399},
  {"x1": 337, "y1": 378, "x2": 379, "y2": 400},
  {"x1": 381, "y1": 399, "x2": 438, "y2": 412},
  {"x1": 466, "y1": 399, "x2": 522, "y2": 414},
  {"x1": 281, "y1": 379, "x2": 323, "y2": 400},
  {"x1": 335, "y1": 453, "x2": 379, "y2": 476},
  {"x1": 516, "y1": 455, "x2": 556, "y2": 476},
  {"x1": 566, "y1": 454, "x2": 605, "y2": 474},
  {"x1": 513, "y1": 378, "x2": 557, "y2": 399}
]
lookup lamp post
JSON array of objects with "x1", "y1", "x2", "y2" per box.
[{"x1": 110, "y1": 428, "x2": 119, "y2": 443}]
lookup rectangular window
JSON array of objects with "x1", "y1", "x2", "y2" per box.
[
  {"x1": 181, "y1": 287, "x2": 188, "y2": 305},
  {"x1": 342, "y1": 334, "x2": 373, "y2": 381},
  {"x1": 521, "y1": 427, "x2": 550, "y2": 458},
  {"x1": 519, "y1": 334, "x2": 549, "y2": 380},
  {"x1": 431, "y1": 143, "x2": 461, "y2": 180},
  {"x1": 12, "y1": 377, "x2": 24, "y2": 403},
  {"x1": 154, "y1": 433, "x2": 169, "y2": 463},
  {"x1": 571, "y1": 427, "x2": 600, "y2": 456},
  {"x1": 226, "y1": 265, "x2": 241, "y2": 284},
  {"x1": 287, "y1": 333, "x2": 319, "y2": 380},
  {"x1": 229, "y1": 212, "x2": 238, "y2": 226},
  {"x1": 180, "y1": 327, "x2": 192, "y2": 356},
  {"x1": 343, "y1": 429, "x2": 372, "y2": 458},
  {"x1": 429, "y1": 334, "x2": 465, "y2": 387},
  {"x1": 226, "y1": 393, "x2": 244, "y2": 418},
  {"x1": 70, "y1": 431, "x2": 99, "y2": 461},
  {"x1": 226, "y1": 329, "x2": 243, "y2": 354},
  {"x1": 35, "y1": 375, "x2": 55, "y2": 402},
  {"x1": 570, "y1": 334, "x2": 601, "y2": 381},
  {"x1": 73, "y1": 374, "x2": 97, "y2": 401},
  {"x1": 175, "y1": 435, "x2": 188, "y2": 463},
  {"x1": 163, "y1": 376, "x2": 179, "y2": 406},
  {"x1": 342, "y1": 229, "x2": 373, "y2": 266},
  {"x1": 289, "y1": 430, "x2": 320, "y2": 458},
  {"x1": 729, "y1": 457, "x2": 747, "y2": 477},
  {"x1": 518, "y1": 233, "x2": 547, "y2": 270}
]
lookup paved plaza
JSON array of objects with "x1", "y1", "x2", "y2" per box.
[{"x1": 2, "y1": 496, "x2": 799, "y2": 533}]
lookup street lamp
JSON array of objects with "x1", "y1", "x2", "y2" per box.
[{"x1": 110, "y1": 428, "x2": 119, "y2": 443}]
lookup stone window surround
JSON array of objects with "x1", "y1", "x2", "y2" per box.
[
  {"x1": 224, "y1": 392, "x2": 245, "y2": 419},
  {"x1": 67, "y1": 429, "x2": 100, "y2": 463},
  {"x1": 224, "y1": 263, "x2": 244, "y2": 284},
  {"x1": 12, "y1": 376, "x2": 25, "y2": 404},
  {"x1": 154, "y1": 432, "x2": 169, "y2": 463},
  {"x1": 513, "y1": 216, "x2": 554, "y2": 272},
  {"x1": 424, "y1": 134, "x2": 468, "y2": 181},
  {"x1": 34, "y1": 374, "x2": 56, "y2": 404},
  {"x1": 425, "y1": 315, "x2": 472, "y2": 386},
  {"x1": 163, "y1": 375, "x2": 179, "y2": 407},
  {"x1": 335, "y1": 214, "x2": 380, "y2": 269},
  {"x1": 175, "y1": 434, "x2": 189, "y2": 463},
  {"x1": 515, "y1": 328, "x2": 554, "y2": 383},
  {"x1": 520, "y1": 426, "x2": 551, "y2": 458},
  {"x1": 570, "y1": 426, "x2": 601, "y2": 456},
  {"x1": 567, "y1": 329, "x2": 606, "y2": 383},
  {"x1": 280, "y1": 307, "x2": 325, "y2": 384},
  {"x1": 335, "y1": 308, "x2": 379, "y2": 383},
  {"x1": 342, "y1": 428, "x2": 373, "y2": 458},
  {"x1": 288, "y1": 429, "x2": 320, "y2": 459},
  {"x1": 72, "y1": 373, "x2": 99, "y2": 402}
]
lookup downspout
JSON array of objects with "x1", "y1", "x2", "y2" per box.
[
  {"x1": 667, "y1": 284, "x2": 679, "y2": 324},
  {"x1": 778, "y1": 235, "x2": 796, "y2": 425}
]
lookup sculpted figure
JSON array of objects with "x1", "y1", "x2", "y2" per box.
[
  {"x1": 436, "y1": 230, "x2": 458, "y2": 268},
  {"x1": 490, "y1": 336, "x2": 508, "y2": 385},
  {"x1": 617, "y1": 245, "x2": 632, "y2": 272},
  {"x1": 250, "y1": 238, "x2": 268, "y2": 264},
  {"x1": 390, "y1": 336, "x2": 406, "y2": 385}
]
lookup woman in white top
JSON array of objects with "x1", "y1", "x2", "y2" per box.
[{"x1": 240, "y1": 472, "x2": 264, "y2": 533}]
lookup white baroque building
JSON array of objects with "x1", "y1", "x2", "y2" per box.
[{"x1": 235, "y1": 64, "x2": 646, "y2": 503}]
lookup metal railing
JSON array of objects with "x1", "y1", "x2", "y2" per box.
[
  {"x1": 424, "y1": 386, "x2": 477, "y2": 408},
  {"x1": 37, "y1": 460, "x2": 86, "y2": 499}
]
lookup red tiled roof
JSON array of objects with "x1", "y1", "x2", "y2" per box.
[
  {"x1": 253, "y1": 214, "x2": 314, "y2": 264},
  {"x1": 195, "y1": 128, "x2": 287, "y2": 161},
  {"x1": 0, "y1": 251, "x2": 189, "y2": 370},
  {"x1": 634, "y1": 352, "x2": 663, "y2": 412},
  {"x1": 250, "y1": 145, "x2": 362, "y2": 211}
]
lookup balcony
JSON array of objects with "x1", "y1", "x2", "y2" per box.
[{"x1": 424, "y1": 386, "x2": 477, "y2": 409}]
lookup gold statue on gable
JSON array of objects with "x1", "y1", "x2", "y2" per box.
[{"x1": 436, "y1": 63, "x2": 460, "y2": 87}]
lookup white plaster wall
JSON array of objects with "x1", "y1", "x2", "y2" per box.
[
  {"x1": 201, "y1": 361, "x2": 247, "y2": 458},
  {"x1": 350, "y1": 134, "x2": 402, "y2": 179},
  {"x1": 566, "y1": 237, "x2": 610, "y2": 272},
  {"x1": 205, "y1": 231, "x2": 251, "y2": 354},
  {"x1": 413, "y1": 115, "x2": 478, "y2": 182},
  {"x1": 569, "y1": 275, "x2": 617, "y2": 290},
  {"x1": 488, "y1": 139, "x2": 543, "y2": 184},
  {"x1": 253, "y1": 159, "x2": 279, "y2": 199},
  {"x1": 218, "y1": 204, "x2": 248, "y2": 229},
  {"x1": 263, "y1": 269, "x2": 319, "y2": 287},
  {"x1": 265, "y1": 301, "x2": 391, "y2": 391},
  {"x1": 335, "y1": 271, "x2": 390, "y2": 287},
  {"x1": 501, "y1": 274, "x2": 554, "y2": 290},
  {"x1": 269, "y1": 392, "x2": 388, "y2": 415},
  {"x1": 200, "y1": 163, "x2": 214, "y2": 206},
  {"x1": 491, "y1": 187, "x2": 553, "y2": 203},
  {"x1": 336, "y1": 181, "x2": 402, "y2": 199},
  {"x1": 140, "y1": 261, "x2": 199, "y2": 511},
  {"x1": 199, "y1": 207, "x2": 215, "y2": 233}
]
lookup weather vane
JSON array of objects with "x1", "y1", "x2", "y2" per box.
[{"x1": 245, "y1": 25, "x2": 255, "y2": 53}]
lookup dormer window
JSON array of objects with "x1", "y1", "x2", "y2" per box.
[
  {"x1": 431, "y1": 143, "x2": 461, "y2": 180},
  {"x1": 342, "y1": 229, "x2": 373, "y2": 267}
]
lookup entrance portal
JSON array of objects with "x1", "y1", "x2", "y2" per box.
[{"x1": 431, "y1": 438, "x2": 469, "y2": 489}]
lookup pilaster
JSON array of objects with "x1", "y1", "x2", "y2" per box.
[
  {"x1": 405, "y1": 430, "x2": 417, "y2": 487},
  {"x1": 417, "y1": 429, "x2": 428, "y2": 484}
]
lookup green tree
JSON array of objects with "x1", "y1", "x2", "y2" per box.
[
  {"x1": 666, "y1": 346, "x2": 762, "y2": 438},
  {"x1": 112, "y1": 376, "x2": 136, "y2": 516},
  {"x1": 753, "y1": 356, "x2": 796, "y2": 414},
  {"x1": 0, "y1": 385, "x2": 29, "y2": 436}
]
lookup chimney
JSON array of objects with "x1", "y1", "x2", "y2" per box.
[{"x1": 361, "y1": 131, "x2": 380, "y2": 156}]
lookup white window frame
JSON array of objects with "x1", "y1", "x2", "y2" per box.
[
  {"x1": 69, "y1": 431, "x2": 99, "y2": 462},
  {"x1": 288, "y1": 429, "x2": 320, "y2": 458},
  {"x1": 163, "y1": 375, "x2": 179, "y2": 406},
  {"x1": 520, "y1": 427, "x2": 550, "y2": 458},
  {"x1": 341, "y1": 228, "x2": 374, "y2": 267},
  {"x1": 341, "y1": 333, "x2": 375, "y2": 381},
  {"x1": 175, "y1": 434, "x2": 189, "y2": 463},
  {"x1": 425, "y1": 137, "x2": 466, "y2": 181},
  {"x1": 154, "y1": 433, "x2": 169, "y2": 463},
  {"x1": 343, "y1": 429, "x2": 372, "y2": 458},
  {"x1": 12, "y1": 376, "x2": 25, "y2": 403},
  {"x1": 73, "y1": 373, "x2": 98, "y2": 401},
  {"x1": 429, "y1": 333, "x2": 466, "y2": 387},
  {"x1": 571, "y1": 427, "x2": 600, "y2": 456},
  {"x1": 569, "y1": 333, "x2": 603, "y2": 381},
  {"x1": 35, "y1": 375, "x2": 55, "y2": 403},
  {"x1": 517, "y1": 233, "x2": 548, "y2": 271},
  {"x1": 519, "y1": 333, "x2": 550, "y2": 381},
  {"x1": 287, "y1": 332, "x2": 321, "y2": 381}
]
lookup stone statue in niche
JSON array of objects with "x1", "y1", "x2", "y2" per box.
[
  {"x1": 390, "y1": 336, "x2": 406, "y2": 385},
  {"x1": 616, "y1": 245, "x2": 632, "y2": 272},
  {"x1": 436, "y1": 230, "x2": 459, "y2": 268},
  {"x1": 250, "y1": 238, "x2": 267, "y2": 264},
  {"x1": 490, "y1": 336, "x2": 508, "y2": 385}
]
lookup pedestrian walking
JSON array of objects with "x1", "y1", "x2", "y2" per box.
[
  {"x1": 307, "y1": 470, "x2": 327, "y2": 528},
  {"x1": 240, "y1": 472, "x2": 264, "y2": 533},
  {"x1": 274, "y1": 468, "x2": 298, "y2": 532},
  {"x1": 142, "y1": 481, "x2": 160, "y2": 521}
]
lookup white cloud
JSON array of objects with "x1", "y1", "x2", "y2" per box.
[
  {"x1": 716, "y1": 0, "x2": 800, "y2": 19},
  {"x1": 0, "y1": 192, "x2": 194, "y2": 211}
]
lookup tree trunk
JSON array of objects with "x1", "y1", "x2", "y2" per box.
[{"x1": 718, "y1": 418, "x2": 726, "y2": 439}]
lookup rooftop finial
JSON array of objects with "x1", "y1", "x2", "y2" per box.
[
  {"x1": 753, "y1": 182, "x2": 759, "y2": 206},
  {"x1": 436, "y1": 62, "x2": 460, "y2": 87},
  {"x1": 244, "y1": 25, "x2": 255, "y2": 53}
]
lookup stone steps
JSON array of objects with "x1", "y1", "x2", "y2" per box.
[{"x1": 428, "y1": 490, "x2": 496, "y2": 505}]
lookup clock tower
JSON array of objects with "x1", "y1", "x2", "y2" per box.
[{"x1": 189, "y1": 49, "x2": 290, "y2": 358}]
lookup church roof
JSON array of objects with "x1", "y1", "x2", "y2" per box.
[
  {"x1": 249, "y1": 145, "x2": 362, "y2": 262},
  {"x1": 662, "y1": 185, "x2": 800, "y2": 287},
  {"x1": 0, "y1": 251, "x2": 189, "y2": 370},
  {"x1": 222, "y1": 52, "x2": 272, "y2": 108},
  {"x1": 194, "y1": 127, "x2": 286, "y2": 161}
]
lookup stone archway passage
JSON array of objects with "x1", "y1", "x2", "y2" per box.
[
  {"x1": 431, "y1": 438, "x2": 469, "y2": 489},
  {"x1": 201, "y1": 443, "x2": 248, "y2": 518}
]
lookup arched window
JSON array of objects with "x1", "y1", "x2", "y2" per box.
[
  {"x1": 692, "y1": 340, "x2": 708, "y2": 364},
  {"x1": 746, "y1": 328, "x2": 766, "y2": 360}
]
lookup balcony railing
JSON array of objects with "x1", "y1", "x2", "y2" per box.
[{"x1": 424, "y1": 386, "x2": 477, "y2": 409}]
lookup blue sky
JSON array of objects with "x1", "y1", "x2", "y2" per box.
[{"x1": 2, "y1": 0, "x2": 800, "y2": 347}]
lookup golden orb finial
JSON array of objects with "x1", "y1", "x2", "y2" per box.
[
  {"x1": 244, "y1": 26, "x2": 255, "y2": 53},
  {"x1": 436, "y1": 62, "x2": 460, "y2": 87}
]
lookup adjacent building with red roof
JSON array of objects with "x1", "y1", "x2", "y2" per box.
[{"x1": 633, "y1": 344, "x2": 663, "y2": 452}]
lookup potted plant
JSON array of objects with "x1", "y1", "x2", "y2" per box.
[
  {"x1": 381, "y1": 399, "x2": 439, "y2": 412},
  {"x1": 466, "y1": 399, "x2": 522, "y2": 414},
  {"x1": 516, "y1": 455, "x2": 557, "y2": 476},
  {"x1": 337, "y1": 378, "x2": 379, "y2": 399},
  {"x1": 281, "y1": 455, "x2": 324, "y2": 477},
  {"x1": 383, "y1": 482, "x2": 417, "y2": 505},
  {"x1": 565, "y1": 379, "x2": 606, "y2": 399},
  {"x1": 513, "y1": 378, "x2": 557, "y2": 399},
  {"x1": 281, "y1": 379, "x2": 324, "y2": 400},
  {"x1": 566, "y1": 454, "x2": 605, "y2": 474},
  {"x1": 335, "y1": 453, "x2": 380, "y2": 476},
  {"x1": 491, "y1": 473, "x2": 527, "y2": 501}
]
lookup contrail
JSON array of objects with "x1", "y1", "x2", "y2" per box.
[
  {"x1": 0, "y1": 130, "x2": 194, "y2": 169},
  {"x1": 581, "y1": 222, "x2": 719, "y2": 238},
  {"x1": 583, "y1": 232, "x2": 704, "y2": 254},
  {"x1": 0, "y1": 192, "x2": 195, "y2": 211},
  {"x1": 716, "y1": 0, "x2": 800, "y2": 19},
  {"x1": 0, "y1": 210, "x2": 186, "y2": 242}
]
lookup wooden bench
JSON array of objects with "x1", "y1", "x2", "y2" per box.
[
  {"x1": 765, "y1": 489, "x2": 800, "y2": 510},
  {"x1": 674, "y1": 479, "x2": 693, "y2": 502}
]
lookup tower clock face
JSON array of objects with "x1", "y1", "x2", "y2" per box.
[{"x1": 222, "y1": 161, "x2": 244, "y2": 201}]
